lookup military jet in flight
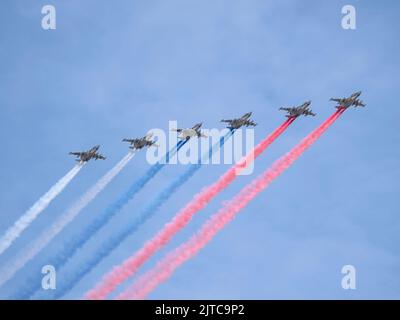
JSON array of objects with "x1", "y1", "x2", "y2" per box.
[
  {"x1": 69, "y1": 145, "x2": 106, "y2": 162},
  {"x1": 122, "y1": 132, "x2": 158, "y2": 150},
  {"x1": 171, "y1": 122, "x2": 207, "y2": 140},
  {"x1": 220, "y1": 112, "x2": 257, "y2": 129},
  {"x1": 330, "y1": 91, "x2": 366, "y2": 109},
  {"x1": 279, "y1": 101, "x2": 316, "y2": 118}
]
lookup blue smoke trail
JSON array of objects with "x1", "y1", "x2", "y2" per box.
[
  {"x1": 43, "y1": 129, "x2": 234, "y2": 299},
  {"x1": 12, "y1": 140, "x2": 187, "y2": 299}
]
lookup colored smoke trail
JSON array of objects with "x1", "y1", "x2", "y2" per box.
[
  {"x1": 119, "y1": 109, "x2": 345, "y2": 299},
  {"x1": 86, "y1": 118, "x2": 295, "y2": 299},
  {"x1": 0, "y1": 152, "x2": 135, "y2": 288},
  {"x1": 15, "y1": 141, "x2": 186, "y2": 299},
  {"x1": 0, "y1": 164, "x2": 83, "y2": 256},
  {"x1": 52, "y1": 130, "x2": 234, "y2": 299}
]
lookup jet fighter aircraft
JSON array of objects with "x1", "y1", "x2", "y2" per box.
[
  {"x1": 171, "y1": 122, "x2": 207, "y2": 140},
  {"x1": 279, "y1": 101, "x2": 316, "y2": 118},
  {"x1": 122, "y1": 132, "x2": 158, "y2": 150},
  {"x1": 69, "y1": 145, "x2": 106, "y2": 162},
  {"x1": 220, "y1": 112, "x2": 257, "y2": 129},
  {"x1": 330, "y1": 91, "x2": 366, "y2": 109}
]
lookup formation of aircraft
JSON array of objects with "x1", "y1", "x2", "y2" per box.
[
  {"x1": 69, "y1": 145, "x2": 106, "y2": 163},
  {"x1": 171, "y1": 122, "x2": 207, "y2": 140},
  {"x1": 330, "y1": 91, "x2": 366, "y2": 109},
  {"x1": 68, "y1": 92, "x2": 364, "y2": 163},
  {"x1": 220, "y1": 112, "x2": 257, "y2": 129},
  {"x1": 279, "y1": 101, "x2": 316, "y2": 118},
  {"x1": 122, "y1": 133, "x2": 158, "y2": 150}
]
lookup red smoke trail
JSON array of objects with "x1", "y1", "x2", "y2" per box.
[
  {"x1": 117, "y1": 108, "x2": 345, "y2": 299},
  {"x1": 86, "y1": 117, "x2": 296, "y2": 300}
]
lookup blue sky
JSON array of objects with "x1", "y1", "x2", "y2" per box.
[{"x1": 0, "y1": 0, "x2": 399, "y2": 299}]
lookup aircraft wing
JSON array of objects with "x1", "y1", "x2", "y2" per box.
[
  {"x1": 150, "y1": 141, "x2": 159, "y2": 147},
  {"x1": 93, "y1": 154, "x2": 106, "y2": 160},
  {"x1": 69, "y1": 152, "x2": 84, "y2": 156},
  {"x1": 144, "y1": 132, "x2": 154, "y2": 140},
  {"x1": 192, "y1": 123, "x2": 202, "y2": 130},
  {"x1": 355, "y1": 100, "x2": 366, "y2": 107}
]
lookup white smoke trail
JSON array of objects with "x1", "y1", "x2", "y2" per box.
[
  {"x1": 0, "y1": 164, "x2": 84, "y2": 257},
  {"x1": 0, "y1": 152, "x2": 134, "y2": 287}
]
